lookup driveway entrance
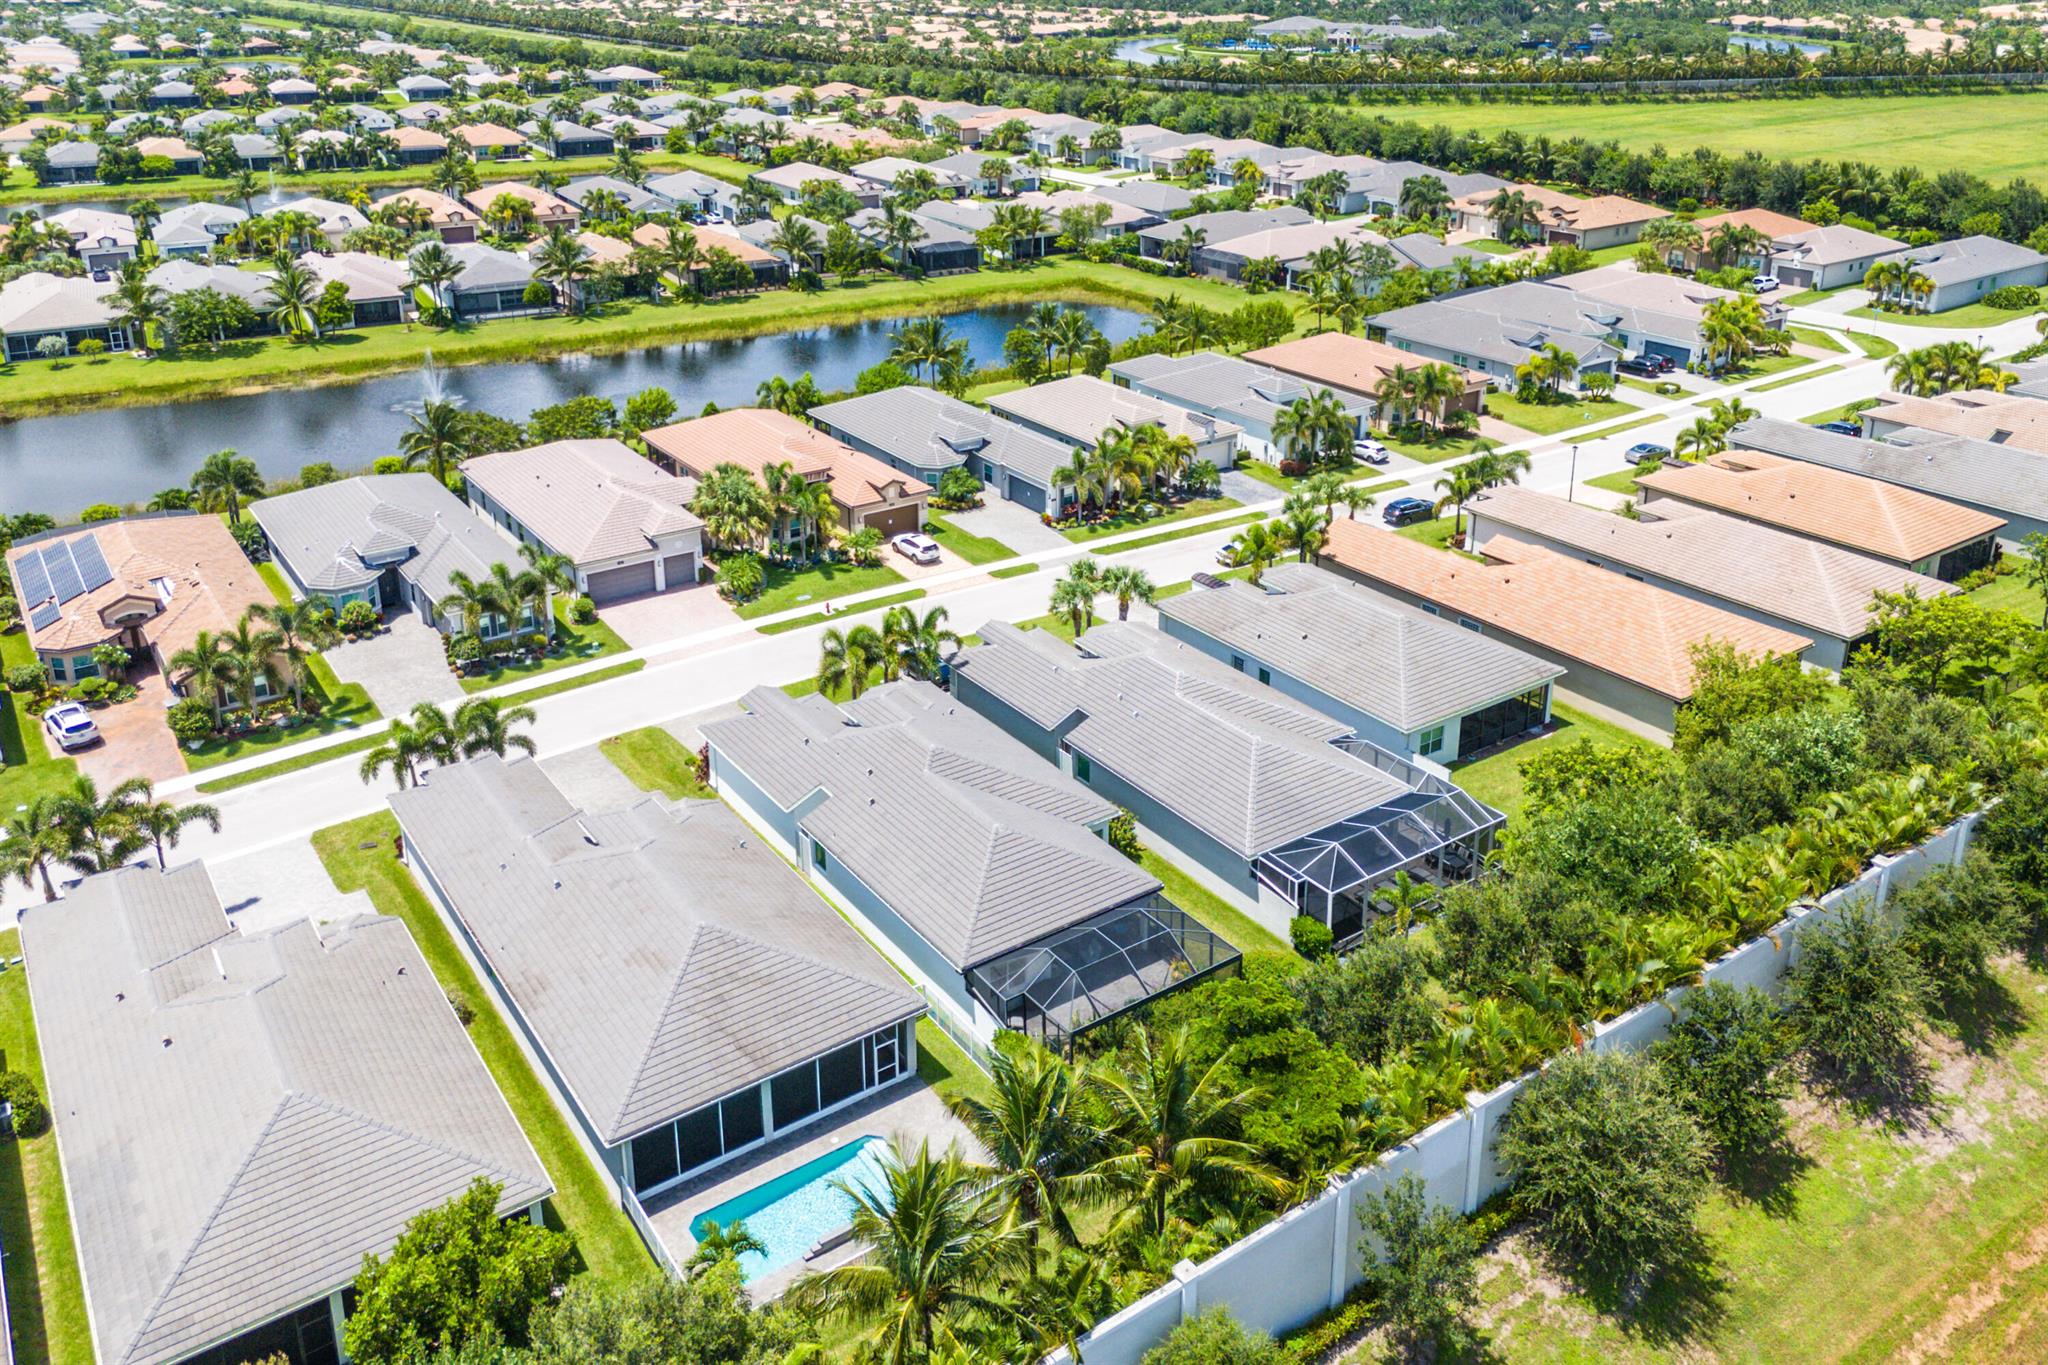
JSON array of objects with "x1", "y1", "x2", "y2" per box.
[{"x1": 325, "y1": 616, "x2": 463, "y2": 715}]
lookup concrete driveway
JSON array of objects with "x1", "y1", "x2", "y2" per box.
[
  {"x1": 944, "y1": 497, "x2": 1070, "y2": 555},
  {"x1": 76, "y1": 666, "x2": 186, "y2": 786},
  {"x1": 209, "y1": 837, "x2": 374, "y2": 934},
  {"x1": 601, "y1": 582, "x2": 739, "y2": 650},
  {"x1": 325, "y1": 616, "x2": 463, "y2": 716}
]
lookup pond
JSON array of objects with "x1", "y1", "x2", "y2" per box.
[
  {"x1": 1112, "y1": 38, "x2": 1179, "y2": 65},
  {"x1": 1726, "y1": 33, "x2": 1831, "y2": 56},
  {"x1": 6, "y1": 179, "x2": 349, "y2": 220},
  {"x1": 0, "y1": 302, "x2": 1150, "y2": 517}
]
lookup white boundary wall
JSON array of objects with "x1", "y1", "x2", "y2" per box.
[{"x1": 1047, "y1": 811, "x2": 1986, "y2": 1365}]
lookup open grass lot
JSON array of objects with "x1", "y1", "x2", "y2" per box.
[
  {"x1": 599, "y1": 725, "x2": 717, "y2": 800},
  {"x1": 1484, "y1": 391, "x2": 1637, "y2": 436},
  {"x1": 1968, "y1": 566, "x2": 2046, "y2": 624},
  {"x1": 0, "y1": 260, "x2": 1288, "y2": 420},
  {"x1": 0, "y1": 629, "x2": 77, "y2": 813},
  {"x1": 458, "y1": 606, "x2": 628, "y2": 693},
  {"x1": 1459, "y1": 956, "x2": 2048, "y2": 1364},
  {"x1": 1060, "y1": 495, "x2": 1242, "y2": 543},
  {"x1": 732, "y1": 559, "x2": 907, "y2": 619},
  {"x1": 1449, "y1": 704, "x2": 1658, "y2": 821},
  {"x1": 312, "y1": 814, "x2": 652, "y2": 1283},
  {"x1": 1844, "y1": 330, "x2": 1899, "y2": 359},
  {"x1": 0, "y1": 927, "x2": 93, "y2": 1365},
  {"x1": 1369, "y1": 90, "x2": 2048, "y2": 184}
]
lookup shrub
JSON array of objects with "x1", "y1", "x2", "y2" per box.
[
  {"x1": 1652, "y1": 981, "x2": 1793, "y2": 1164},
  {"x1": 446, "y1": 992, "x2": 476, "y2": 1027},
  {"x1": 1107, "y1": 806, "x2": 1143, "y2": 861},
  {"x1": 91, "y1": 641, "x2": 129, "y2": 677},
  {"x1": 1357, "y1": 1171, "x2": 1479, "y2": 1360},
  {"x1": 0, "y1": 596, "x2": 14, "y2": 631},
  {"x1": 934, "y1": 467, "x2": 983, "y2": 507},
  {"x1": 522, "y1": 280, "x2": 556, "y2": 308},
  {"x1": 1290, "y1": 914, "x2": 1334, "y2": 960},
  {"x1": 1985, "y1": 284, "x2": 2040, "y2": 310},
  {"x1": 448, "y1": 633, "x2": 484, "y2": 664},
  {"x1": 229, "y1": 517, "x2": 267, "y2": 561},
  {"x1": 166, "y1": 697, "x2": 215, "y2": 741},
  {"x1": 1978, "y1": 766, "x2": 2048, "y2": 951},
  {"x1": 1289, "y1": 933, "x2": 1438, "y2": 1067},
  {"x1": 75, "y1": 337, "x2": 106, "y2": 359},
  {"x1": 1496, "y1": 1048, "x2": 1711, "y2": 1280},
  {"x1": 1786, "y1": 898, "x2": 1928, "y2": 1094},
  {"x1": 79, "y1": 502, "x2": 121, "y2": 522},
  {"x1": 569, "y1": 594, "x2": 597, "y2": 624},
  {"x1": 1893, "y1": 853, "x2": 2022, "y2": 1006},
  {"x1": 68, "y1": 677, "x2": 115, "y2": 703},
  {"x1": 372, "y1": 455, "x2": 406, "y2": 475},
  {"x1": 1140, "y1": 1308, "x2": 1287, "y2": 1365},
  {"x1": 5, "y1": 662, "x2": 46, "y2": 694},
  {"x1": 0, "y1": 1071, "x2": 48, "y2": 1138},
  {"x1": 299, "y1": 461, "x2": 340, "y2": 488},
  {"x1": 337, "y1": 600, "x2": 379, "y2": 634}
]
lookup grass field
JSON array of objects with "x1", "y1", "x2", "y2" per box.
[
  {"x1": 1449, "y1": 704, "x2": 1658, "y2": 821},
  {"x1": 0, "y1": 629, "x2": 77, "y2": 814},
  {"x1": 599, "y1": 725, "x2": 717, "y2": 800},
  {"x1": 1484, "y1": 391, "x2": 1638, "y2": 436},
  {"x1": 1367, "y1": 89, "x2": 2048, "y2": 184}
]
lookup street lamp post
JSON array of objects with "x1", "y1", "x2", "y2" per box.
[{"x1": 1568, "y1": 444, "x2": 1579, "y2": 503}]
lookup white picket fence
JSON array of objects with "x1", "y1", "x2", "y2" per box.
[{"x1": 1048, "y1": 812, "x2": 1986, "y2": 1365}]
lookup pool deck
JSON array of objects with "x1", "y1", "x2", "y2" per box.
[{"x1": 638, "y1": 1076, "x2": 976, "y2": 1300}]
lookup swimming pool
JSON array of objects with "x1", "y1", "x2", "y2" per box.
[{"x1": 689, "y1": 1134, "x2": 894, "y2": 1282}]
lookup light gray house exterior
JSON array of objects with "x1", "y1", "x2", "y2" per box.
[
  {"x1": 949, "y1": 621, "x2": 1504, "y2": 944},
  {"x1": 1135, "y1": 207, "x2": 1311, "y2": 261},
  {"x1": 1764, "y1": 223, "x2": 1901, "y2": 290},
  {"x1": 23, "y1": 861, "x2": 550, "y2": 1365},
  {"x1": 1107, "y1": 350, "x2": 1372, "y2": 463},
  {"x1": 986, "y1": 375, "x2": 1241, "y2": 476},
  {"x1": 1156, "y1": 564, "x2": 1563, "y2": 760},
  {"x1": 703, "y1": 682, "x2": 1237, "y2": 1049},
  {"x1": 389, "y1": 755, "x2": 923, "y2": 1207},
  {"x1": 1871, "y1": 233, "x2": 2048, "y2": 312},
  {"x1": 1370, "y1": 288, "x2": 1618, "y2": 386},
  {"x1": 809, "y1": 385, "x2": 1072, "y2": 513}
]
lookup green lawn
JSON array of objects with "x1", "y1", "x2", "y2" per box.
[
  {"x1": 459, "y1": 605, "x2": 628, "y2": 693},
  {"x1": 0, "y1": 928, "x2": 93, "y2": 1365},
  {"x1": 990, "y1": 562, "x2": 1039, "y2": 579},
  {"x1": 914, "y1": 1018, "x2": 994, "y2": 1108},
  {"x1": 1099, "y1": 510, "x2": 1269, "y2": 556},
  {"x1": 1844, "y1": 330, "x2": 1900, "y2": 359},
  {"x1": 1584, "y1": 468, "x2": 1645, "y2": 497},
  {"x1": 922, "y1": 512, "x2": 1015, "y2": 565},
  {"x1": 1139, "y1": 847, "x2": 1288, "y2": 956},
  {"x1": 1722, "y1": 351, "x2": 1813, "y2": 382},
  {"x1": 1572, "y1": 413, "x2": 1668, "y2": 443},
  {"x1": 1787, "y1": 325, "x2": 1848, "y2": 354},
  {"x1": 499, "y1": 659, "x2": 645, "y2": 705},
  {"x1": 1968, "y1": 567, "x2": 2047, "y2": 624},
  {"x1": 1395, "y1": 515, "x2": 1463, "y2": 552},
  {"x1": 1483, "y1": 391, "x2": 1637, "y2": 436},
  {"x1": 758, "y1": 588, "x2": 926, "y2": 636},
  {"x1": 1060, "y1": 497, "x2": 1242, "y2": 543},
  {"x1": 599, "y1": 726, "x2": 717, "y2": 800},
  {"x1": 0, "y1": 629, "x2": 78, "y2": 812},
  {"x1": 732, "y1": 560, "x2": 908, "y2": 619},
  {"x1": 178, "y1": 651, "x2": 381, "y2": 771},
  {"x1": 1382, "y1": 428, "x2": 1498, "y2": 463},
  {"x1": 1448, "y1": 703, "x2": 1659, "y2": 822},
  {"x1": 1801, "y1": 397, "x2": 1881, "y2": 427},
  {"x1": 1751, "y1": 363, "x2": 1843, "y2": 392},
  {"x1": 1847, "y1": 301, "x2": 2042, "y2": 329},
  {"x1": 312, "y1": 814, "x2": 652, "y2": 1282}
]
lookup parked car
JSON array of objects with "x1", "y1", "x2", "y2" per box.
[
  {"x1": 1382, "y1": 497, "x2": 1435, "y2": 528},
  {"x1": 1353, "y1": 436, "x2": 1392, "y2": 465},
  {"x1": 1750, "y1": 274, "x2": 1779, "y2": 292},
  {"x1": 1626, "y1": 442, "x2": 1672, "y2": 462},
  {"x1": 1216, "y1": 539, "x2": 1241, "y2": 566},
  {"x1": 42, "y1": 701, "x2": 100, "y2": 750},
  {"x1": 89, "y1": 268, "x2": 110, "y2": 282},
  {"x1": 1819, "y1": 420, "x2": 1864, "y2": 437},
  {"x1": 891, "y1": 531, "x2": 940, "y2": 565},
  {"x1": 1616, "y1": 355, "x2": 1660, "y2": 378}
]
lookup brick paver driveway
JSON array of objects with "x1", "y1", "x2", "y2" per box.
[
  {"x1": 325, "y1": 616, "x2": 463, "y2": 716},
  {"x1": 76, "y1": 666, "x2": 187, "y2": 786}
]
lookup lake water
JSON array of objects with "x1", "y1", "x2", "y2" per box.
[
  {"x1": 1113, "y1": 38, "x2": 1178, "y2": 65},
  {"x1": 0, "y1": 303, "x2": 1149, "y2": 517},
  {"x1": 9, "y1": 183, "x2": 322, "y2": 219},
  {"x1": 1726, "y1": 33, "x2": 1830, "y2": 56}
]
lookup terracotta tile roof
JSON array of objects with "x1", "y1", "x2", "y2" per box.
[
  {"x1": 1692, "y1": 207, "x2": 1815, "y2": 242},
  {"x1": 1864, "y1": 389, "x2": 2048, "y2": 455},
  {"x1": 630, "y1": 221, "x2": 777, "y2": 266},
  {"x1": 377, "y1": 187, "x2": 470, "y2": 226},
  {"x1": 1245, "y1": 332, "x2": 1487, "y2": 397},
  {"x1": 641, "y1": 408, "x2": 930, "y2": 513},
  {"x1": 1453, "y1": 182, "x2": 1667, "y2": 232},
  {"x1": 1320, "y1": 519, "x2": 1810, "y2": 701},
  {"x1": 389, "y1": 126, "x2": 448, "y2": 151},
  {"x1": 449, "y1": 122, "x2": 526, "y2": 149},
  {"x1": 1635, "y1": 450, "x2": 2006, "y2": 562},
  {"x1": 464, "y1": 181, "x2": 575, "y2": 218}
]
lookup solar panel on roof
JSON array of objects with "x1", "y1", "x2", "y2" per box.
[
  {"x1": 43, "y1": 542, "x2": 85, "y2": 605},
  {"x1": 71, "y1": 533, "x2": 112, "y2": 592},
  {"x1": 11, "y1": 550, "x2": 52, "y2": 607},
  {"x1": 29, "y1": 602, "x2": 60, "y2": 632}
]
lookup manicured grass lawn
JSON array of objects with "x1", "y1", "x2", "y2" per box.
[
  {"x1": 990, "y1": 562, "x2": 1039, "y2": 579},
  {"x1": 1099, "y1": 510, "x2": 1268, "y2": 556},
  {"x1": 500, "y1": 659, "x2": 645, "y2": 705},
  {"x1": 923, "y1": 512, "x2": 1015, "y2": 564},
  {"x1": 1366, "y1": 89, "x2": 2048, "y2": 185},
  {"x1": 1482, "y1": 391, "x2": 1637, "y2": 436},
  {"x1": 915, "y1": 1019, "x2": 993, "y2": 1107},
  {"x1": 599, "y1": 726, "x2": 717, "y2": 800},
  {"x1": 1968, "y1": 567, "x2": 2047, "y2": 624},
  {"x1": 1395, "y1": 514, "x2": 1461, "y2": 551},
  {"x1": 459, "y1": 606, "x2": 627, "y2": 693},
  {"x1": 732, "y1": 560, "x2": 908, "y2": 619},
  {"x1": 758, "y1": 588, "x2": 926, "y2": 636},
  {"x1": 312, "y1": 814, "x2": 653, "y2": 1282},
  {"x1": 1463, "y1": 239, "x2": 1521, "y2": 256},
  {"x1": 1847, "y1": 301, "x2": 2042, "y2": 328},
  {"x1": 1449, "y1": 703, "x2": 1658, "y2": 821},
  {"x1": 1585, "y1": 467, "x2": 1645, "y2": 497},
  {"x1": 1382, "y1": 428, "x2": 1498, "y2": 463},
  {"x1": 1015, "y1": 610, "x2": 1081, "y2": 644},
  {"x1": 1722, "y1": 351, "x2": 1812, "y2": 381},
  {"x1": 0, "y1": 927, "x2": 93, "y2": 1365},
  {"x1": 1573, "y1": 413, "x2": 1668, "y2": 443},
  {"x1": 1844, "y1": 330, "x2": 1899, "y2": 359},
  {"x1": 962, "y1": 376, "x2": 1030, "y2": 404},
  {"x1": 1060, "y1": 496, "x2": 1243, "y2": 543},
  {"x1": 178, "y1": 651, "x2": 381, "y2": 771},
  {"x1": 1751, "y1": 363, "x2": 1843, "y2": 391},
  {"x1": 1800, "y1": 396, "x2": 1881, "y2": 427},
  {"x1": 1788, "y1": 325, "x2": 1848, "y2": 354},
  {"x1": 0, "y1": 628, "x2": 78, "y2": 813},
  {"x1": 1139, "y1": 847, "x2": 1288, "y2": 956},
  {"x1": 1469, "y1": 956, "x2": 2048, "y2": 1362}
]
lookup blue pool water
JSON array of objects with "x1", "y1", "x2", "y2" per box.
[{"x1": 690, "y1": 1135, "x2": 894, "y2": 1282}]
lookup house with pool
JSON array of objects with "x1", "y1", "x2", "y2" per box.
[
  {"x1": 388, "y1": 755, "x2": 932, "y2": 1278},
  {"x1": 948, "y1": 620, "x2": 1506, "y2": 948},
  {"x1": 700, "y1": 681, "x2": 1242, "y2": 1051}
]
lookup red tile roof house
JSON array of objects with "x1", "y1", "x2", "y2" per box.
[{"x1": 643, "y1": 408, "x2": 932, "y2": 544}]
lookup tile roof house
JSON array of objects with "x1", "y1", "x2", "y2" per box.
[
  {"x1": 1635, "y1": 448, "x2": 2005, "y2": 581},
  {"x1": 1155, "y1": 562, "x2": 1564, "y2": 761},
  {"x1": 299, "y1": 250, "x2": 411, "y2": 326},
  {"x1": 810, "y1": 384, "x2": 1073, "y2": 514},
  {"x1": 44, "y1": 205, "x2": 135, "y2": 270},
  {"x1": 23, "y1": 861, "x2": 550, "y2": 1365},
  {"x1": 1451, "y1": 182, "x2": 1669, "y2": 251},
  {"x1": 1108, "y1": 350, "x2": 1372, "y2": 462},
  {"x1": 1862, "y1": 388, "x2": 2048, "y2": 455},
  {"x1": 986, "y1": 375, "x2": 1243, "y2": 474},
  {"x1": 949, "y1": 619, "x2": 1504, "y2": 942},
  {"x1": 389, "y1": 124, "x2": 451, "y2": 163},
  {"x1": 1667, "y1": 206, "x2": 1815, "y2": 273},
  {"x1": 1763, "y1": 222, "x2": 1903, "y2": 291},
  {"x1": 449, "y1": 121, "x2": 528, "y2": 158},
  {"x1": 1467, "y1": 484, "x2": 1955, "y2": 670},
  {"x1": 1246, "y1": 331, "x2": 1489, "y2": 416},
  {"x1": 5, "y1": 512, "x2": 272, "y2": 688},
  {"x1": 748, "y1": 160, "x2": 881, "y2": 207},
  {"x1": 463, "y1": 179, "x2": 579, "y2": 231},
  {"x1": 704, "y1": 681, "x2": 1236, "y2": 1049},
  {"x1": 1135, "y1": 207, "x2": 1314, "y2": 261},
  {"x1": 1873, "y1": 233, "x2": 2048, "y2": 312},
  {"x1": 642, "y1": 408, "x2": 931, "y2": 542},
  {"x1": 1319, "y1": 517, "x2": 1812, "y2": 736},
  {"x1": 153, "y1": 200, "x2": 248, "y2": 257},
  {"x1": 389, "y1": 755, "x2": 922, "y2": 1201},
  {"x1": 462, "y1": 439, "x2": 704, "y2": 604},
  {"x1": 377, "y1": 186, "x2": 478, "y2": 242},
  {"x1": 146, "y1": 259, "x2": 272, "y2": 322},
  {"x1": 252, "y1": 473, "x2": 535, "y2": 635},
  {"x1": 1727, "y1": 415, "x2": 2048, "y2": 546}
]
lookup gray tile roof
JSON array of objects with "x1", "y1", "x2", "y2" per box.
[
  {"x1": 1729, "y1": 415, "x2": 2048, "y2": 526},
  {"x1": 388, "y1": 757, "x2": 920, "y2": 1144},
  {"x1": 1372, "y1": 288, "x2": 1618, "y2": 371},
  {"x1": 951, "y1": 621, "x2": 1418, "y2": 859},
  {"x1": 23, "y1": 862, "x2": 548, "y2": 1365},
  {"x1": 1107, "y1": 350, "x2": 1373, "y2": 430},
  {"x1": 809, "y1": 384, "x2": 1073, "y2": 487},
  {"x1": 1469, "y1": 483, "x2": 1954, "y2": 641},
  {"x1": 1091, "y1": 179, "x2": 1197, "y2": 216},
  {"x1": 252, "y1": 473, "x2": 513, "y2": 601},
  {"x1": 1156, "y1": 563, "x2": 1564, "y2": 731},
  {"x1": 461, "y1": 439, "x2": 700, "y2": 564},
  {"x1": 986, "y1": 375, "x2": 1243, "y2": 448},
  {"x1": 1878, "y1": 233, "x2": 2048, "y2": 287},
  {"x1": 148, "y1": 258, "x2": 270, "y2": 308},
  {"x1": 1135, "y1": 206, "x2": 1311, "y2": 248}
]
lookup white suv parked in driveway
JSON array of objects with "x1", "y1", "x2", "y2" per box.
[
  {"x1": 42, "y1": 701, "x2": 100, "y2": 750},
  {"x1": 891, "y1": 532, "x2": 941, "y2": 565}
]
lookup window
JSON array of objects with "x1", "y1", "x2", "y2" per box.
[
  {"x1": 1457, "y1": 618, "x2": 1482, "y2": 634},
  {"x1": 631, "y1": 1125, "x2": 680, "y2": 1192},
  {"x1": 70, "y1": 653, "x2": 100, "y2": 680},
  {"x1": 1257, "y1": 667, "x2": 1272, "y2": 685},
  {"x1": 1420, "y1": 604, "x2": 1439, "y2": 617},
  {"x1": 771, "y1": 1060, "x2": 820, "y2": 1129},
  {"x1": 811, "y1": 839, "x2": 827, "y2": 872},
  {"x1": 819, "y1": 1041, "x2": 864, "y2": 1109},
  {"x1": 1230, "y1": 654, "x2": 1245, "y2": 672},
  {"x1": 1417, "y1": 725, "x2": 1446, "y2": 757},
  {"x1": 1073, "y1": 753, "x2": 1092, "y2": 782},
  {"x1": 720, "y1": 1090, "x2": 764, "y2": 1150},
  {"x1": 677, "y1": 1106, "x2": 721, "y2": 1173}
]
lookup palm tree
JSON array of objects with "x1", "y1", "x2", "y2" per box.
[
  {"x1": 406, "y1": 241, "x2": 466, "y2": 311},
  {"x1": 1083, "y1": 1027, "x2": 1280, "y2": 1240},
  {"x1": 691, "y1": 465, "x2": 771, "y2": 553},
  {"x1": 1050, "y1": 445, "x2": 1106, "y2": 516},
  {"x1": 167, "y1": 629, "x2": 239, "y2": 720},
  {"x1": 1702, "y1": 396, "x2": 1759, "y2": 433},
  {"x1": 262, "y1": 255, "x2": 322, "y2": 337},
  {"x1": 817, "y1": 624, "x2": 885, "y2": 699},
  {"x1": 686, "y1": 1220, "x2": 767, "y2": 1279},
  {"x1": 189, "y1": 448, "x2": 264, "y2": 525},
  {"x1": 400, "y1": 398, "x2": 475, "y2": 486},
  {"x1": 1278, "y1": 495, "x2": 1330, "y2": 563},
  {"x1": 1674, "y1": 415, "x2": 1729, "y2": 461},
  {"x1": 1397, "y1": 174, "x2": 1451, "y2": 223},
  {"x1": 882, "y1": 604, "x2": 960, "y2": 681},
  {"x1": 518, "y1": 543, "x2": 576, "y2": 639},
  {"x1": 1100, "y1": 564, "x2": 1156, "y2": 621},
  {"x1": 1370, "y1": 869, "x2": 1433, "y2": 936},
  {"x1": 1485, "y1": 188, "x2": 1535, "y2": 243},
  {"x1": 945, "y1": 1041, "x2": 1099, "y2": 1253},
  {"x1": 1, "y1": 797, "x2": 70, "y2": 902},
  {"x1": 131, "y1": 788, "x2": 223, "y2": 870},
  {"x1": 252, "y1": 599, "x2": 334, "y2": 706},
  {"x1": 889, "y1": 316, "x2": 959, "y2": 385},
  {"x1": 1049, "y1": 564, "x2": 1100, "y2": 639},
  {"x1": 1229, "y1": 522, "x2": 1284, "y2": 585},
  {"x1": 439, "y1": 569, "x2": 513, "y2": 640},
  {"x1": 767, "y1": 216, "x2": 820, "y2": 271},
  {"x1": 785, "y1": 1139, "x2": 1030, "y2": 1363},
  {"x1": 127, "y1": 197, "x2": 163, "y2": 242},
  {"x1": 51, "y1": 774, "x2": 153, "y2": 875},
  {"x1": 530, "y1": 226, "x2": 593, "y2": 311},
  {"x1": 358, "y1": 706, "x2": 452, "y2": 790},
  {"x1": 1433, "y1": 464, "x2": 1487, "y2": 538},
  {"x1": 453, "y1": 696, "x2": 538, "y2": 758},
  {"x1": 103, "y1": 264, "x2": 170, "y2": 348},
  {"x1": 219, "y1": 617, "x2": 284, "y2": 717}
]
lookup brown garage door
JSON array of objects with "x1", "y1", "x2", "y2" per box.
[
  {"x1": 586, "y1": 561, "x2": 656, "y2": 604},
  {"x1": 661, "y1": 552, "x2": 695, "y2": 589},
  {"x1": 863, "y1": 505, "x2": 919, "y2": 538}
]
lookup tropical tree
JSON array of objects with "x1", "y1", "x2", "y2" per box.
[
  {"x1": 358, "y1": 704, "x2": 458, "y2": 790},
  {"x1": 252, "y1": 599, "x2": 334, "y2": 706},
  {"x1": 889, "y1": 316, "x2": 966, "y2": 386},
  {"x1": 406, "y1": 241, "x2": 467, "y2": 311},
  {"x1": 530, "y1": 226, "x2": 594, "y2": 312},
  {"x1": 817, "y1": 624, "x2": 886, "y2": 699},
  {"x1": 261, "y1": 254, "x2": 323, "y2": 337},
  {"x1": 881, "y1": 605, "x2": 960, "y2": 681},
  {"x1": 1100, "y1": 564, "x2": 1156, "y2": 621},
  {"x1": 1674, "y1": 415, "x2": 1729, "y2": 461},
  {"x1": 1049, "y1": 569, "x2": 1100, "y2": 639},
  {"x1": 1229, "y1": 522, "x2": 1284, "y2": 585},
  {"x1": 189, "y1": 448, "x2": 264, "y2": 524},
  {"x1": 1278, "y1": 494, "x2": 1330, "y2": 563},
  {"x1": 167, "y1": 629, "x2": 241, "y2": 720},
  {"x1": 400, "y1": 398, "x2": 475, "y2": 486},
  {"x1": 685, "y1": 1220, "x2": 767, "y2": 1279},
  {"x1": 453, "y1": 696, "x2": 538, "y2": 758},
  {"x1": 1514, "y1": 343, "x2": 1579, "y2": 399},
  {"x1": 130, "y1": 786, "x2": 223, "y2": 870},
  {"x1": 1485, "y1": 188, "x2": 1535, "y2": 243},
  {"x1": 1432, "y1": 464, "x2": 1487, "y2": 537},
  {"x1": 944, "y1": 1040, "x2": 1100, "y2": 1252},
  {"x1": 438, "y1": 568, "x2": 514, "y2": 640},
  {"x1": 51, "y1": 774, "x2": 153, "y2": 875},
  {"x1": 1, "y1": 797, "x2": 70, "y2": 902},
  {"x1": 103, "y1": 264, "x2": 170, "y2": 348},
  {"x1": 1397, "y1": 175, "x2": 1451, "y2": 223},
  {"x1": 219, "y1": 616, "x2": 284, "y2": 717}
]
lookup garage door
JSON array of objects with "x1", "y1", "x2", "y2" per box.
[
  {"x1": 864, "y1": 505, "x2": 919, "y2": 538},
  {"x1": 661, "y1": 552, "x2": 695, "y2": 590},
  {"x1": 1775, "y1": 266, "x2": 1813, "y2": 288},
  {"x1": 1643, "y1": 340, "x2": 1691, "y2": 363},
  {"x1": 586, "y1": 561, "x2": 656, "y2": 604},
  {"x1": 1006, "y1": 475, "x2": 1048, "y2": 513}
]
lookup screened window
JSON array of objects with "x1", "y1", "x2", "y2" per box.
[
  {"x1": 772, "y1": 1061, "x2": 821, "y2": 1129},
  {"x1": 1073, "y1": 753, "x2": 1092, "y2": 782},
  {"x1": 721, "y1": 1091, "x2": 764, "y2": 1151},
  {"x1": 677, "y1": 1106, "x2": 721, "y2": 1172},
  {"x1": 811, "y1": 839, "x2": 827, "y2": 871},
  {"x1": 631, "y1": 1126, "x2": 680, "y2": 1192},
  {"x1": 819, "y1": 1041, "x2": 864, "y2": 1109}
]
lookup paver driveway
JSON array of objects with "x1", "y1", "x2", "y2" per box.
[
  {"x1": 325, "y1": 616, "x2": 463, "y2": 715},
  {"x1": 76, "y1": 666, "x2": 186, "y2": 786}
]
